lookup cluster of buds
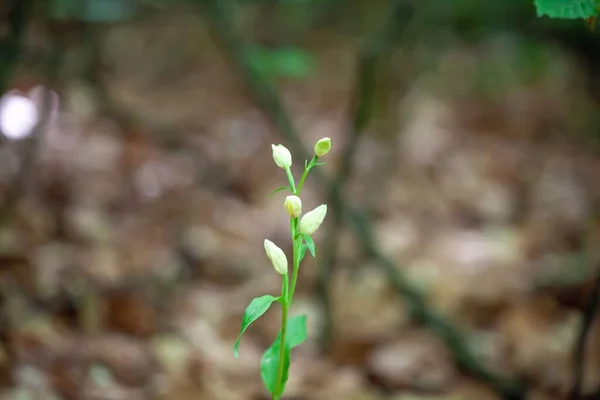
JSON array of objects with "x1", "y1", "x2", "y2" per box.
[{"x1": 264, "y1": 138, "x2": 331, "y2": 275}]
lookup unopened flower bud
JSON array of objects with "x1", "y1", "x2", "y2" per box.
[
  {"x1": 314, "y1": 137, "x2": 331, "y2": 157},
  {"x1": 299, "y1": 204, "x2": 327, "y2": 235},
  {"x1": 284, "y1": 195, "x2": 302, "y2": 218},
  {"x1": 271, "y1": 144, "x2": 292, "y2": 169},
  {"x1": 264, "y1": 239, "x2": 288, "y2": 275}
]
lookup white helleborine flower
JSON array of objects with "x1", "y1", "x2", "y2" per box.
[
  {"x1": 264, "y1": 239, "x2": 288, "y2": 275},
  {"x1": 271, "y1": 144, "x2": 292, "y2": 169},
  {"x1": 284, "y1": 195, "x2": 302, "y2": 218},
  {"x1": 314, "y1": 137, "x2": 331, "y2": 157},
  {"x1": 299, "y1": 204, "x2": 327, "y2": 235}
]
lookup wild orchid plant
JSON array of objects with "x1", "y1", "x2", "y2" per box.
[{"x1": 233, "y1": 137, "x2": 332, "y2": 400}]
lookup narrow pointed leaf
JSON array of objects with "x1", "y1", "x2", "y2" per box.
[
  {"x1": 298, "y1": 242, "x2": 308, "y2": 265},
  {"x1": 233, "y1": 295, "x2": 279, "y2": 357},
  {"x1": 301, "y1": 233, "x2": 316, "y2": 257},
  {"x1": 268, "y1": 186, "x2": 292, "y2": 197}
]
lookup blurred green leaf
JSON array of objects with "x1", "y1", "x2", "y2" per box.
[
  {"x1": 534, "y1": 0, "x2": 596, "y2": 19},
  {"x1": 274, "y1": 48, "x2": 315, "y2": 77},
  {"x1": 250, "y1": 46, "x2": 315, "y2": 79},
  {"x1": 49, "y1": 0, "x2": 136, "y2": 22}
]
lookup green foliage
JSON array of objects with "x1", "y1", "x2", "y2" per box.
[
  {"x1": 300, "y1": 233, "x2": 315, "y2": 257},
  {"x1": 298, "y1": 242, "x2": 308, "y2": 264},
  {"x1": 261, "y1": 339, "x2": 290, "y2": 398},
  {"x1": 48, "y1": 0, "x2": 136, "y2": 22},
  {"x1": 233, "y1": 295, "x2": 280, "y2": 358},
  {"x1": 249, "y1": 46, "x2": 315, "y2": 80},
  {"x1": 260, "y1": 315, "x2": 308, "y2": 397},
  {"x1": 282, "y1": 315, "x2": 308, "y2": 348},
  {"x1": 236, "y1": 143, "x2": 327, "y2": 398},
  {"x1": 533, "y1": 0, "x2": 597, "y2": 19}
]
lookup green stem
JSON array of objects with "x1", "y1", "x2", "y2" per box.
[
  {"x1": 288, "y1": 232, "x2": 301, "y2": 305},
  {"x1": 274, "y1": 298, "x2": 288, "y2": 400},
  {"x1": 285, "y1": 167, "x2": 296, "y2": 193},
  {"x1": 274, "y1": 217, "x2": 298, "y2": 399},
  {"x1": 296, "y1": 156, "x2": 317, "y2": 195},
  {"x1": 274, "y1": 158, "x2": 314, "y2": 398}
]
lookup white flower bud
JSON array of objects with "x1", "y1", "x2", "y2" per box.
[
  {"x1": 314, "y1": 137, "x2": 331, "y2": 157},
  {"x1": 264, "y1": 239, "x2": 288, "y2": 275},
  {"x1": 271, "y1": 144, "x2": 292, "y2": 169},
  {"x1": 299, "y1": 204, "x2": 327, "y2": 235},
  {"x1": 284, "y1": 195, "x2": 302, "y2": 218}
]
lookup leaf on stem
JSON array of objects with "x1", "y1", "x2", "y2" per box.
[
  {"x1": 233, "y1": 295, "x2": 279, "y2": 357},
  {"x1": 268, "y1": 186, "x2": 292, "y2": 197},
  {"x1": 301, "y1": 233, "x2": 316, "y2": 257},
  {"x1": 285, "y1": 314, "x2": 308, "y2": 347},
  {"x1": 261, "y1": 338, "x2": 290, "y2": 397},
  {"x1": 298, "y1": 242, "x2": 308, "y2": 264},
  {"x1": 260, "y1": 315, "x2": 308, "y2": 397}
]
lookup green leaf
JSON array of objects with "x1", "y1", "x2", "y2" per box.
[
  {"x1": 249, "y1": 46, "x2": 315, "y2": 80},
  {"x1": 233, "y1": 295, "x2": 279, "y2": 358},
  {"x1": 49, "y1": 0, "x2": 135, "y2": 22},
  {"x1": 301, "y1": 233, "x2": 316, "y2": 257},
  {"x1": 285, "y1": 314, "x2": 308, "y2": 348},
  {"x1": 259, "y1": 315, "x2": 308, "y2": 397},
  {"x1": 261, "y1": 338, "x2": 290, "y2": 397},
  {"x1": 314, "y1": 162, "x2": 326, "y2": 166},
  {"x1": 534, "y1": 0, "x2": 596, "y2": 19},
  {"x1": 298, "y1": 242, "x2": 308, "y2": 264},
  {"x1": 274, "y1": 48, "x2": 315, "y2": 78},
  {"x1": 83, "y1": 0, "x2": 135, "y2": 21},
  {"x1": 267, "y1": 186, "x2": 292, "y2": 197}
]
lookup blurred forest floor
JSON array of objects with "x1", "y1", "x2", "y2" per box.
[{"x1": 2, "y1": 2, "x2": 600, "y2": 400}]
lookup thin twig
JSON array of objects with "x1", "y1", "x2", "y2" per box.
[
  {"x1": 570, "y1": 271, "x2": 600, "y2": 400},
  {"x1": 0, "y1": 5, "x2": 62, "y2": 225},
  {"x1": 0, "y1": 0, "x2": 33, "y2": 95},
  {"x1": 199, "y1": 1, "x2": 527, "y2": 398},
  {"x1": 318, "y1": 0, "x2": 413, "y2": 352}
]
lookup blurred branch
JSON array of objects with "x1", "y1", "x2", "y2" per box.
[
  {"x1": 0, "y1": 11, "x2": 63, "y2": 226},
  {"x1": 317, "y1": 0, "x2": 413, "y2": 352},
  {"x1": 199, "y1": 0, "x2": 527, "y2": 398},
  {"x1": 0, "y1": 0, "x2": 33, "y2": 94},
  {"x1": 570, "y1": 271, "x2": 600, "y2": 400},
  {"x1": 80, "y1": 23, "x2": 195, "y2": 150},
  {"x1": 0, "y1": 8, "x2": 64, "y2": 359},
  {"x1": 348, "y1": 209, "x2": 525, "y2": 399}
]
